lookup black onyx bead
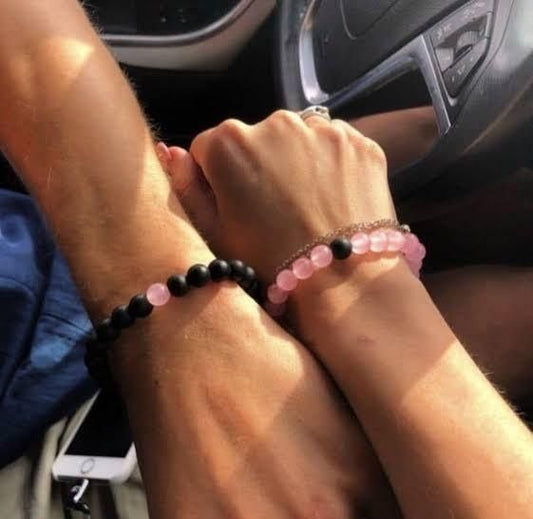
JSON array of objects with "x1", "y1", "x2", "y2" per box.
[
  {"x1": 246, "y1": 279, "x2": 263, "y2": 302},
  {"x1": 128, "y1": 294, "x2": 154, "y2": 318},
  {"x1": 330, "y1": 237, "x2": 353, "y2": 260},
  {"x1": 110, "y1": 305, "x2": 135, "y2": 329},
  {"x1": 167, "y1": 274, "x2": 189, "y2": 297},
  {"x1": 96, "y1": 318, "x2": 120, "y2": 342},
  {"x1": 85, "y1": 349, "x2": 107, "y2": 372},
  {"x1": 228, "y1": 259, "x2": 246, "y2": 282},
  {"x1": 85, "y1": 353, "x2": 113, "y2": 386},
  {"x1": 186, "y1": 264, "x2": 211, "y2": 288},
  {"x1": 239, "y1": 265, "x2": 257, "y2": 289},
  {"x1": 86, "y1": 337, "x2": 109, "y2": 356},
  {"x1": 208, "y1": 259, "x2": 231, "y2": 282}
]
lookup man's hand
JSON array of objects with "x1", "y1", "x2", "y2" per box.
[
  {"x1": 115, "y1": 286, "x2": 401, "y2": 519},
  {"x1": 0, "y1": 2, "x2": 401, "y2": 518}
]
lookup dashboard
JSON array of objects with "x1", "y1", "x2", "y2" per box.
[
  {"x1": 87, "y1": 0, "x2": 243, "y2": 36},
  {"x1": 85, "y1": 0, "x2": 276, "y2": 70}
]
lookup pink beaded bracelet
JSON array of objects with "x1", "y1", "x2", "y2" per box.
[{"x1": 265, "y1": 227, "x2": 426, "y2": 317}]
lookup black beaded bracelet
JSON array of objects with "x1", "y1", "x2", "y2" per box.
[{"x1": 85, "y1": 259, "x2": 261, "y2": 386}]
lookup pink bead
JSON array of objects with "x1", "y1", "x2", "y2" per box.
[
  {"x1": 292, "y1": 257, "x2": 315, "y2": 280},
  {"x1": 351, "y1": 232, "x2": 371, "y2": 255},
  {"x1": 407, "y1": 258, "x2": 423, "y2": 278},
  {"x1": 401, "y1": 233, "x2": 420, "y2": 258},
  {"x1": 415, "y1": 243, "x2": 427, "y2": 261},
  {"x1": 386, "y1": 230, "x2": 406, "y2": 252},
  {"x1": 146, "y1": 283, "x2": 171, "y2": 307},
  {"x1": 267, "y1": 284, "x2": 289, "y2": 305},
  {"x1": 310, "y1": 245, "x2": 333, "y2": 269},
  {"x1": 369, "y1": 231, "x2": 388, "y2": 253},
  {"x1": 276, "y1": 270, "x2": 298, "y2": 292},
  {"x1": 264, "y1": 301, "x2": 286, "y2": 318}
]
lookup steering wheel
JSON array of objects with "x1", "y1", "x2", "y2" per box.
[{"x1": 278, "y1": 0, "x2": 533, "y2": 200}]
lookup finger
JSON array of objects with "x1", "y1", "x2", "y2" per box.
[
  {"x1": 190, "y1": 119, "x2": 250, "y2": 178},
  {"x1": 302, "y1": 113, "x2": 332, "y2": 129},
  {"x1": 331, "y1": 118, "x2": 366, "y2": 139},
  {"x1": 167, "y1": 146, "x2": 218, "y2": 239},
  {"x1": 167, "y1": 146, "x2": 196, "y2": 195},
  {"x1": 332, "y1": 120, "x2": 395, "y2": 218},
  {"x1": 189, "y1": 127, "x2": 215, "y2": 172},
  {"x1": 333, "y1": 119, "x2": 389, "y2": 165},
  {"x1": 264, "y1": 109, "x2": 307, "y2": 128},
  {"x1": 156, "y1": 142, "x2": 172, "y2": 173}
]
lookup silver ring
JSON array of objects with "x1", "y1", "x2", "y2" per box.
[{"x1": 298, "y1": 105, "x2": 331, "y2": 122}]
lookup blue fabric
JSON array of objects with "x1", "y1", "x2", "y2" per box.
[{"x1": 0, "y1": 189, "x2": 95, "y2": 468}]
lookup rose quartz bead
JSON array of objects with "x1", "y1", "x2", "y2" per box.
[
  {"x1": 401, "y1": 233, "x2": 420, "y2": 258},
  {"x1": 267, "y1": 284, "x2": 289, "y2": 305},
  {"x1": 146, "y1": 283, "x2": 171, "y2": 307},
  {"x1": 351, "y1": 232, "x2": 371, "y2": 255},
  {"x1": 415, "y1": 243, "x2": 427, "y2": 261},
  {"x1": 310, "y1": 245, "x2": 333, "y2": 269},
  {"x1": 369, "y1": 231, "x2": 388, "y2": 253},
  {"x1": 386, "y1": 230, "x2": 406, "y2": 252},
  {"x1": 276, "y1": 270, "x2": 298, "y2": 292},
  {"x1": 264, "y1": 301, "x2": 286, "y2": 318},
  {"x1": 407, "y1": 258, "x2": 423, "y2": 278},
  {"x1": 292, "y1": 257, "x2": 315, "y2": 280}
]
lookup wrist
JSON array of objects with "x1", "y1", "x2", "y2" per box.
[
  {"x1": 288, "y1": 254, "x2": 459, "y2": 398},
  {"x1": 64, "y1": 199, "x2": 215, "y2": 320},
  {"x1": 110, "y1": 283, "x2": 242, "y2": 386},
  {"x1": 290, "y1": 255, "x2": 419, "y2": 340}
]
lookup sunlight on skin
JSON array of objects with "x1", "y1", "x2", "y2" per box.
[
  {"x1": 18, "y1": 36, "x2": 94, "y2": 112},
  {"x1": 0, "y1": 4, "x2": 385, "y2": 518},
  {"x1": 0, "y1": 36, "x2": 96, "y2": 188}
]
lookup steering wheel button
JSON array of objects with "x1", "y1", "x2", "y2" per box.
[
  {"x1": 466, "y1": 0, "x2": 494, "y2": 19},
  {"x1": 436, "y1": 47, "x2": 455, "y2": 72},
  {"x1": 431, "y1": 0, "x2": 494, "y2": 47},
  {"x1": 444, "y1": 38, "x2": 489, "y2": 97},
  {"x1": 431, "y1": 21, "x2": 456, "y2": 47},
  {"x1": 458, "y1": 0, "x2": 494, "y2": 24}
]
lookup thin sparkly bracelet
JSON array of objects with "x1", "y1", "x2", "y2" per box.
[
  {"x1": 275, "y1": 219, "x2": 405, "y2": 275},
  {"x1": 265, "y1": 224, "x2": 426, "y2": 317},
  {"x1": 85, "y1": 259, "x2": 261, "y2": 387}
]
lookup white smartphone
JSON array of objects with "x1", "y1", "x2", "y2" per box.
[{"x1": 52, "y1": 390, "x2": 137, "y2": 484}]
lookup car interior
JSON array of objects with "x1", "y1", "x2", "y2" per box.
[
  {"x1": 4, "y1": 3, "x2": 533, "y2": 514},
  {"x1": 1, "y1": 0, "x2": 533, "y2": 295}
]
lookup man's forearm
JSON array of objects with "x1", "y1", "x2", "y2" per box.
[
  {"x1": 0, "y1": 4, "x2": 222, "y2": 516},
  {"x1": 0, "y1": 6, "x2": 394, "y2": 519},
  {"x1": 0, "y1": 0, "x2": 211, "y2": 317}
]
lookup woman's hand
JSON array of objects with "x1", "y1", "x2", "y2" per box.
[
  {"x1": 162, "y1": 110, "x2": 395, "y2": 279},
  {"x1": 161, "y1": 113, "x2": 533, "y2": 519},
  {"x1": 154, "y1": 121, "x2": 404, "y2": 517}
]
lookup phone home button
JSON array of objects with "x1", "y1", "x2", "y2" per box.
[{"x1": 80, "y1": 458, "x2": 95, "y2": 475}]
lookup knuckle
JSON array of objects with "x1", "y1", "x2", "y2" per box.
[
  {"x1": 346, "y1": 127, "x2": 366, "y2": 148},
  {"x1": 364, "y1": 138, "x2": 387, "y2": 165},
  {"x1": 218, "y1": 118, "x2": 247, "y2": 139},
  {"x1": 295, "y1": 494, "x2": 348, "y2": 519},
  {"x1": 189, "y1": 133, "x2": 203, "y2": 155},
  {"x1": 214, "y1": 119, "x2": 251, "y2": 151},
  {"x1": 321, "y1": 125, "x2": 347, "y2": 146},
  {"x1": 270, "y1": 109, "x2": 302, "y2": 127}
]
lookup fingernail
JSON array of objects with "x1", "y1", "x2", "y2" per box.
[{"x1": 156, "y1": 142, "x2": 171, "y2": 163}]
